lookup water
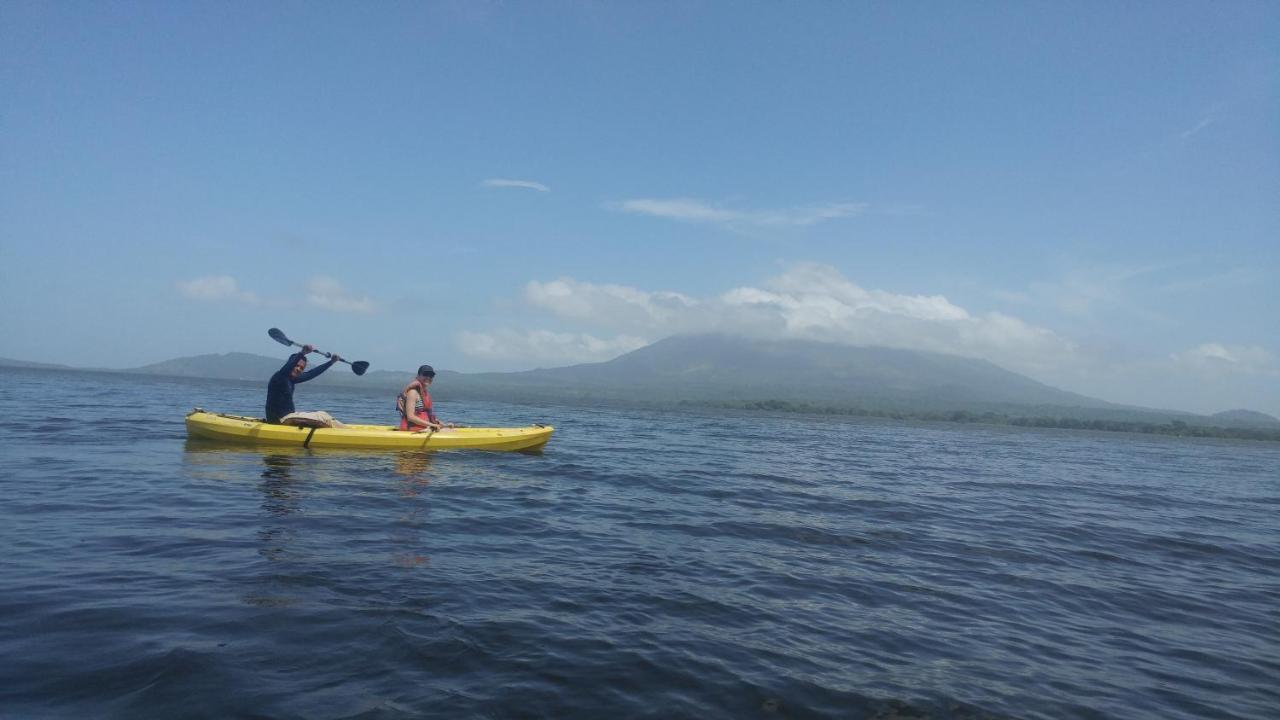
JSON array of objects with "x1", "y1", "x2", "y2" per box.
[{"x1": 1, "y1": 366, "x2": 1277, "y2": 719}]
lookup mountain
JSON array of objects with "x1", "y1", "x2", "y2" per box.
[{"x1": 444, "y1": 334, "x2": 1114, "y2": 412}]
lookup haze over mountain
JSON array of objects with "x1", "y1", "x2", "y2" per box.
[
  {"x1": 122, "y1": 351, "x2": 455, "y2": 388},
  {"x1": 447, "y1": 335, "x2": 1112, "y2": 410},
  {"x1": 7, "y1": 335, "x2": 1278, "y2": 431},
  {"x1": 26, "y1": 333, "x2": 1260, "y2": 424},
  {"x1": 0, "y1": 356, "x2": 74, "y2": 371}
]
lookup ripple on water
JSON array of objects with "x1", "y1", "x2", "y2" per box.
[{"x1": 2, "y1": 368, "x2": 1279, "y2": 719}]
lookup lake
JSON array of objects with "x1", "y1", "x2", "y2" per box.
[{"x1": 1, "y1": 366, "x2": 1276, "y2": 719}]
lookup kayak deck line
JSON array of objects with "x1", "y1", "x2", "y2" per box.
[{"x1": 185, "y1": 409, "x2": 554, "y2": 452}]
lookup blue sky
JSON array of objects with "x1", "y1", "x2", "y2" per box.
[{"x1": 2, "y1": 1, "x2": 1277, "y2": 415}]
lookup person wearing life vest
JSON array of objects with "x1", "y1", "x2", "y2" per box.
[{"x1": 397, "y1": 364, "x2": 452, "y2": 432}]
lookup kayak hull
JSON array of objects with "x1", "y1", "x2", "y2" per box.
[{"x1": 185, "y1": 410, "x2": 553, "y2": 451}]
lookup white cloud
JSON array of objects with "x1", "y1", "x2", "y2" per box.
[
  {"x1": 616, "y1": 198, "x2": 867, "y2": 227},
  {"x1": 1011, "y1": 260, "x2": 1203, "y2": 326},
  {"x1": 1171, "y1": 343, "x2": 1277, "y2": 374},
  {"x1": 1156, "y1": 267, "x2": 1262, "y2": 295},
  {"x1": 525, "y1": 279, "x2": 697, "y2": 332},
  {"x1": 482, "y1": 178, "x2": 551, "y2": 192},
  {"x1": 1179, "y1": 116, "x2": 1214, "y2": 141},
  {"x1": 305, "y1": 276, "x2": 377, "y2": 314},
  {"x1": 468, "y1": 264, "x2": 1078, "y2": 377},
  {"x1": 1178, "y1": 103, "x2": 1222, "y2": 142},
  {"x1": 178, "y1": 275, "x2": 378, "y2": 313},
  {"x1": 720, "y1": 264, "x2": 1074, "y2": 376},
  {"x1": 177, "y1": 275, "x2": 259, "y2": 304},
  {"x1": 457, "y1": 329, "x2": 647, "y2": 367}
]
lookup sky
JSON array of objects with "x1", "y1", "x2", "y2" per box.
[{"x1": 1, "y1": 1, "x2": 1277, "y2": 416}]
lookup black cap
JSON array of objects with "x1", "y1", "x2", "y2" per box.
[{"x1": 417, "y1": 364, "x2": 435, "y2": 378}]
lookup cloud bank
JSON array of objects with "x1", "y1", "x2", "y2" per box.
[
  {"x1": 177, "y1": 275, "x2": 377, "y2": 314},
  {"x1": 457, "y1": 329, "x2": 647, "y2": 367},
  {"x1": 462, "y1": 263, "x2": 1078, "y2": 378}
]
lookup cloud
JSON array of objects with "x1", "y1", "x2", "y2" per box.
[
  {"x1": 1028, "y1": 262, "x2": 1168, "y2": 316},
  {"x1": 177, "y1": 275, "x2": 259, "y2": 304},
  {"x1": 464, "y1": 264, "x2": 1078, "y2": 377},
  {"x1": 1155, "y1": 267, "x2": 1262, "y2": 295},
  {"x1": 1171, "y1": 343, "x2": 1277, "y2": 375},
  {"x1": 525, "y1": 279, "x2": 697, "y2": 332},
  {"x1": 1178, "y1": 104, "x2": 1222, "y2": 142},
  {"x1": 725, "y1": 264, "x2": 1074, "y2": 376},
  {"x1": 304, "y1": 276, "x2": 377, "y2": 314},
  {"x1": 1179, "y1": 116, "x2": 1214, "y2": 141},
  {"x1": 615, "y1": 198, "x2": 867, "y2": 227},
  {"x1": 457, "y1": 329, "x2": 647, "y2": 367},
  {"x1": 1013, "y1": 259, "x2": 1203, "y2": 325},
  {"x1": 482, "y1": 178, "x2": 551, "y2": 192},
  {"x1": 179, "y1": 275, "x2": 378, "y2": 313}
]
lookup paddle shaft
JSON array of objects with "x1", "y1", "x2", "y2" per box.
[
  {"x1": 268, "y1": 328, "x2": 369, "y2": 375},
  {"x1": 290, "y1": 342, "x2": 355, "y2": 368}
]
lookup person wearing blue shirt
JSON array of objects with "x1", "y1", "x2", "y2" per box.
[{"x1": 265, "y1": 344, "x2": 341, "y2": 423}]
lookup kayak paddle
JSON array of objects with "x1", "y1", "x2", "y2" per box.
[{"x1": 268, "y1": 327, "x2": 370, "y2": 376}]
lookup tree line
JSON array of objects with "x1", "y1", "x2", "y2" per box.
[{"x1": 707, "y1": 400, "x2": 1280, "y2": 442}]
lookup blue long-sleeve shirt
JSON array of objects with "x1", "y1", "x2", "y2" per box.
[{"x1": 265, "y1": 352, "x2": 335, "y2": 423}]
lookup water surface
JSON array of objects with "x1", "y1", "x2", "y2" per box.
[{"x1": 1, "y1": 367, "x2": 1277, "y2": 719}]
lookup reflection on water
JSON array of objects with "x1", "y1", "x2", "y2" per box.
[
  {"x1": 394, "y1": 451, "x2": 432, "y2": 497},
  {"x1": 258, "y1": 453, "x2": 302, "y2": 572},
  {"x1": 260, "y1": 453, "x2": 303, "y2": 517},
  {"x1": 180, "y1": 441, "x2": 440, "y2": 591},
  {"x1": 392, "y1": 452, "x2": 433, "y2": 567}
]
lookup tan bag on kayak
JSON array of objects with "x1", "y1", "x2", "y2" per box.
[{"x1": 280, "y1": 411, "x2": 346, "y2": 429}]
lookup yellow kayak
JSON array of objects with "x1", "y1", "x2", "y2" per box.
[{"x1": 185, "y1": 410, "x2": 553, "y2": 451}]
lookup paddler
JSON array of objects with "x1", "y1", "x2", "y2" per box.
[
  {"x1": 397, "y1": 364, "x2": 454, "y2": 433},
  {"x1": 265, "y1": 344, "x2": 341, "y2": 424}
]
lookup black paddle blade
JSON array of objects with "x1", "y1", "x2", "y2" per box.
[
  {"x1": 268, "y1": 328, "x2": 292, "y2": 346},
  {"x1": 351, "y1": 361, "x2": 370, "y2": 376}
]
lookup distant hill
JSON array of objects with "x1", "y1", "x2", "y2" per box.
[
  {"x1": 122, "y1": 351, "x2": 416, "y2": 387},
  {"x1": 1209, "y1": 409, "x2": 1280, "y2": 428},
  {"x1": 5, "y1": 337, "x2": 1278, "y2": 438},
  {"x1": 44, "y1": 336, "x2": 1121, "y2": 413},
  {"x1": 0, "y1": 356, "x2": 74, "y2": 370},
  {"x1": 127, "y1": 352, "x2": 287, "y2": 381}
]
